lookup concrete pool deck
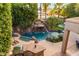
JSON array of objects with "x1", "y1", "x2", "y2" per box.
[
  {"x1": 10, "y1": 37, "x2": 62, "y2": 56},
  {"x1": 10, "y1": 34, "x2": 77, "y2": 56},
  {"x1": 11, "y1": 31, "x2": 79, "y2": 56},
  {"x1": 38, "y1": 40, "x2": 62, "y2": 56}
]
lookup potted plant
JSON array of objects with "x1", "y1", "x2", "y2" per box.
[{"x1": 13, "y1": 46, "x2": 21, "y2": 55}]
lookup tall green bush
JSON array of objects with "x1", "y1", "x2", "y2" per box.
[
  {"x1": 60, "y1": 3, "x2": 79, "y2": 18},
  {"x1": 65, "y1": 3, "x2": 77, "y2": 18},
  {"x1": 47, "y1": 17, "x2": 64, "y2": 31},
  {"x1": 12, "y1": 3, "x2": 38, "y2": 30},
  {"x1": 0, "y1": 4, "x2": 12, "y2": 55}
]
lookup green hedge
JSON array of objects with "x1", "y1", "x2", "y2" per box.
[
  {"x1": 0, "y1": 4, "x2": 12, "y2": 55},
  {"x1": 12, "y1": 3, "x2": 38, "y2": 29},
  {"x1": 47, "y1": 17, "x2": 64, "y2": 31}
]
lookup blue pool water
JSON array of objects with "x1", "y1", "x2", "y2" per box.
[
  {"x1": 20, "y1": 32, "x2": 48, "y2": 41},
  {"x1": 20, "y1": 31, "x2": 64, "y2": 41}
]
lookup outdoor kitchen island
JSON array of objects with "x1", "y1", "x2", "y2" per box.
[{"x1": 61, "y1": 17, "x2": 79, "y2": 56}]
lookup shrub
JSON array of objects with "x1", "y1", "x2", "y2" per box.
[
  {"x1": 0, "y1": 4, "x2": 12, "y2": 55},
  {"x1": 12, "y1": 3, "x2": 38, "y2": 32},
  {"x1": 47, "y1": 17, "x2": 64, "y2": 31},
  {"x1": 13, "y1": 46, "x2": 21, "y2": 55},
  {"x1": 46, "y1": 32, "x2": 63, "y2": 43}
]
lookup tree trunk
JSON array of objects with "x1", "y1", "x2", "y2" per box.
[
  {"x1": 45, "y1": 4, "x2": 47, "y2": 20},
  {"x1": 40, "y1": 3, "x2": 42, "y2": 20},
  {"x1": 57, "y1": 11, "x2": 60, "y2": 18},
  {"x1": 45, "y1": 10, "x2": 47, "y2": 20},
  {"x1": 57, "y1": 8, "x2": 60, "y2": 18},
  {"x1": 58, "y1": 14, "x2": 59, "y2": 18}
]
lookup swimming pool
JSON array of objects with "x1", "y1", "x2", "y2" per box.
[
  {"x1": 20, "y1": 31, "x2": 64, "y2": 41},
  {"x1": 20, "y1": 32, "x2": 48, "y2": 41}
]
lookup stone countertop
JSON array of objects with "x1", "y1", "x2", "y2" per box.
[
  {"x1": 66, "y1": 17, "x2": 79, "y2": 24},
  {"x1": 23, "y1": 43, "x2": 46, "y2": 54}
]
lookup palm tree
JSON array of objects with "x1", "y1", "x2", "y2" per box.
[
  {"x1": 55, "y1": 3, "x2": 63, "y2": 18},
  {"x1": 49, "y1": 7, "x2": 56, "y2": 16},
  {"x1": 50, "y1": 3, "x2": 63, "y2": 18},
  {"x1": 60, "y1": 5, "x2": 68, "y2": 19},
  {"x1": 43, "y1": 3, "x2": 50, "y2": 20}
]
